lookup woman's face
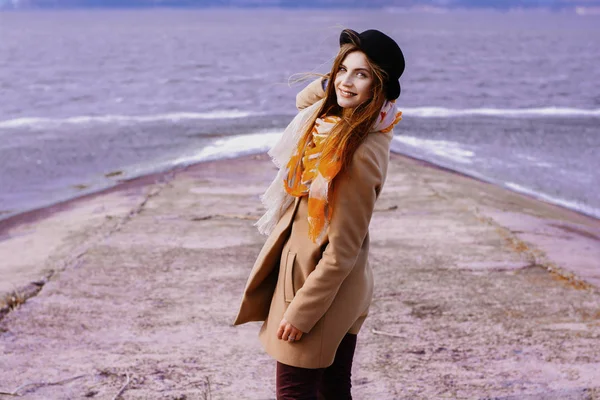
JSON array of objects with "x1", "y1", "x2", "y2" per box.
[{"x1": 334, "y1": 51, "x2": 374, "y2": 109}]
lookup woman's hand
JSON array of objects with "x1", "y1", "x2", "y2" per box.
[{"x1": 277, "y1": 318, "x2": 303, "y2": 342}]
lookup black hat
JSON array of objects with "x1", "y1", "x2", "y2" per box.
[{"x1": 340, "y1": 29, "x2": 405, "y2": 100}]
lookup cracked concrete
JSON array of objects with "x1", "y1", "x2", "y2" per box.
[{"x1": 0, "y1": 154, "x2": 599, "y2": 399}]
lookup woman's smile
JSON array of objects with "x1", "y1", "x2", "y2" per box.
[{"x1": 338, "y1": 88, "x2": 357, "y2": 97}]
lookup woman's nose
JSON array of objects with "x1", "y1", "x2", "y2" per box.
[{"x1": 340, "y1": 74, "x2": 353, "y2": 87}]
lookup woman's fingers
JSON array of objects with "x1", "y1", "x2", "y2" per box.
[{"x1": 277, "y1": 319, "x2": 303, "y2": 342}]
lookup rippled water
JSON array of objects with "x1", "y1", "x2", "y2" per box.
[{"x1": 0, "y1": 9, "x2": 599, "y2": 219}]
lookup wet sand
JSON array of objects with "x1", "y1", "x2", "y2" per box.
[{"x1": 1, "y1": 153, "x2": 599, "y2": 399}]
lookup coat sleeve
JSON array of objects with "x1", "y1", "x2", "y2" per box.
[
  {"x1": 296, "y1": 77, "x2": 327, "y2": 110},
  {"x1": 283, "y1": 143, "x2": 384, "y2": 333}
]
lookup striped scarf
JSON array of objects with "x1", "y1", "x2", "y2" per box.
[{"x1": 256, "y1": 99, "x2": 402, "y2": 243}]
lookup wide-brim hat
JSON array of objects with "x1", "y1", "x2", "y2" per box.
[{"x1": 340, "y1": 29, "x2": 405, "y2": 100}]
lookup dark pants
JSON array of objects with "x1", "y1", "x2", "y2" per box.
[{"x1": 276, "y1": 333, "x2": 357, "y2": 400}]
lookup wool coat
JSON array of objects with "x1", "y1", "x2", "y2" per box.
[{"x1": 233, "y1": 78, "x2": 394, "y2": 369}]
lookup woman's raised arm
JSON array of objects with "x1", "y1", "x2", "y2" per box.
[{"x1": 295, "y1": 77, "x2": 328, "y2": 110}]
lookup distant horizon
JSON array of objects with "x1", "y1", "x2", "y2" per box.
[
  {"x1": 2, "y1": 5, "x2": 600, "y2": 12},
  {"x1": 2, "y1": 0, "x2": 600, "y2": 12}
]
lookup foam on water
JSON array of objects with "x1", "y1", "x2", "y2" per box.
[
  {"x1": 170, "y1": 131, "x2": 281, "y2": 166},
  {"x1": 0, "y1": 110, "x2": 263, "y2": 129},
  {"x1": 393, "y1": 135, "x2": 475, "y2": 164},
  {"x1": 403, "y1": 107, "x2": 600, "y2": 118},
  {"x1": 120, "y1": 130, "x2": 282, "y2": 179},
  {"x1": 3, "y1": 106, "x2": 599, "y2": 130}
]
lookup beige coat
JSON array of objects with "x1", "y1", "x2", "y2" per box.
[{"x1": 233, "y1": 78, "x2": 393, "y2": 369}]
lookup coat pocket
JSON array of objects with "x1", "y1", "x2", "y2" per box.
[{"x1": 283, "y1": 251, "x2": 296, "y2": 303}]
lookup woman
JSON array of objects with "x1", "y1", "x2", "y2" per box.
[{"x1": 234, "y1": 28, "x2": 405, "y2": 399}]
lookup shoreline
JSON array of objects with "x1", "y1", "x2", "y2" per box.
[
  {"x1": 0, "y1": 163, "x2": 184, "y2": 239},
  {"x1": 2, "y1": 151, "x2": 598, "y2": 240}
]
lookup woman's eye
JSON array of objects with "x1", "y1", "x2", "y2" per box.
[{"x1": 338, "y1": 66, "x2": 346, "y2": 71}]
